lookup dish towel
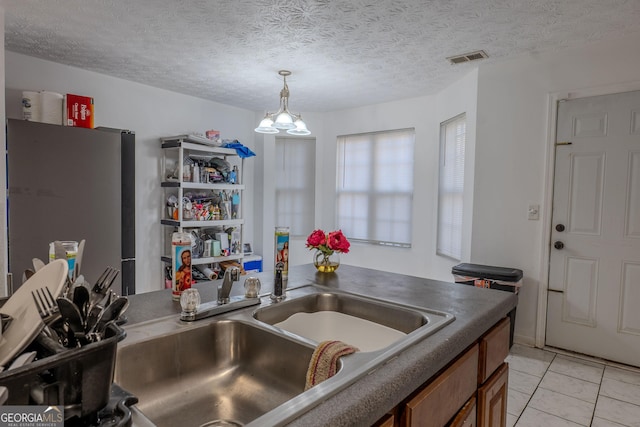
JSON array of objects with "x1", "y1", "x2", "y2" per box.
[
  {"x1": 222, "y1": 141, "x2": 256, "y2": 158},
  {"x1": 305, "y1": 340, "x2": 359, "y2": 390}
]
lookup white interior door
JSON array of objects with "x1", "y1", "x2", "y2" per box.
[{"x1": 546, "y1": 90, "x2": 640, "y2": 367}]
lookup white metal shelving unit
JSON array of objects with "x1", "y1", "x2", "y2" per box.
[{"x1": 160, "y1": 135, "x2": 245, "y2": 267}]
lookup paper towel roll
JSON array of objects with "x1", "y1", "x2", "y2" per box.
[
  {"x1": 39, "y1": 91, "x2": 64, "y2": 125},
  {"x1": 196, "y1": 266, "x2": 218, "y2": 280},
  {"x1": 22, "y1": 91, "x2": 41, "y2": 122}
]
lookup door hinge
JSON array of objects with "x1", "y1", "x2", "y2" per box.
[{"x1": 555, "y1": 141, "x2": 573, "y2": 146}]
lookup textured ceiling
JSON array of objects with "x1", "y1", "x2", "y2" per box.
[{"x1": 2, "y1": 0, "x2": 640, "y2": 113}]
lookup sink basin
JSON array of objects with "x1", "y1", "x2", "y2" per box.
[
  {"x1": 115, "y1": 285, "x2": 454, "y2": 426},
  {"x1": 114, "y1": 320, "x2": 314, "y2": 427},
  {"x1": 253, "y1": 291, "x2": 430, "y2": 351}
]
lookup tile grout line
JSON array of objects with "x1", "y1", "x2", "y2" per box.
[
  {"x1": 512, "y1": 345, "x2": 640, "y2": 427},
  {"x1": 528, "y1": 353, "x2": 597, "y2": 427},
  {"x1": 512, "y1": 352, "x2": 557, "y2": 427},
  {"x1": 588, "y1": 362, "x2": 606, "y2": 427}
]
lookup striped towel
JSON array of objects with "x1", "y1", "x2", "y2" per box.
[{"x1": 305, "y1": 340, "x2": 359, "y2": 390}]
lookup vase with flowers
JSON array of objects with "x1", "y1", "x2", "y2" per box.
[{"x1": 306, "y1": 229, "x2": 350, "y2": 273}]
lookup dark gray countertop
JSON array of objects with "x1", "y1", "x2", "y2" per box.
[{"x1": 124, "y1": 264, "x2": 518, "y2": 426}]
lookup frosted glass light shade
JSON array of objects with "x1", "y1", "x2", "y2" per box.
[
  {"x1": 255, "y1": 117, "x2": 279, "y2": 134},
  {"x1": 287, "y1": 118, "x2": 311, "y2": 135},
  {"x1": 273, "y1": 112, "x2": 296, "y2": 129}
]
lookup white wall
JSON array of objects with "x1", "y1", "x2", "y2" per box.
[
  {"x1": 473, "y1": 34, "x2": 640, "y2": 344},
  {"x1": 252, "y1": 112, "x2": 325, "y2": 271},
  {"x1": 318, "y1": 69, "x2": 478, "y2": 280},
  {"x1": 4, "y1": 51, "x2": 257, "y2": 294}
]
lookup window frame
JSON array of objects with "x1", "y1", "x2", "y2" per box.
[
  {"x1": 436, "y1": 113, "x2": 466, "y2": 260},
  {"x1": 336, "y1": 128, "x2": 416, "y2": 248},
  {"x1": 275, "y1": 136, "x2": 316, "y2": 237}
]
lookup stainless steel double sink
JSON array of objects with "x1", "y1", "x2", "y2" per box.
[{"x1": 114, "y1": 285, "x2": 454, "y2": 427}]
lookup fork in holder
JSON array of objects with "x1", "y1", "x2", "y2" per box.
[{"x1": 31, "y1": 287, "x2": 60, "y2": 325}]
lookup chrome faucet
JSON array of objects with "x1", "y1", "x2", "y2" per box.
[
  {"x1": 217, "y1": 267, "x2": 240, "y2": 304},
  {"x1": 180, "y1": 267, "x2": 260, "y2": 322}
]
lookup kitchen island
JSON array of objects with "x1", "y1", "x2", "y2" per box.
[{"x1": 123, "y1": 264, "x2": 517, "y2": 426}]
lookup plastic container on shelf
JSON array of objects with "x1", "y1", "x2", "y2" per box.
[{"x1": 243, "y1": 255, "x2": 263, "y2": 273}]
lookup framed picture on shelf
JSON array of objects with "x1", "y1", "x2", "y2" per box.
[{"x1": 243, "y1": 243, "x2": 253, "y2": 255}]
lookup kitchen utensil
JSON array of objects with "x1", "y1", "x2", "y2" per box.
[
  {"x1": 72, "y1": 285, "x2": 90, "y2": 319},
  {"x1": 0, "y1": 259, "x2": 68, "y2": 366},
  {"x1": 90, "y1": 267, "x2": 118, "y2": 306},
  {"x1": 31, "y1": 287, "x2": 60, "y2": 324},
  {"x1": 93, "y1": 267, "x2": 111, "y2": 289},
  {"x1": 57, "y1": 297, "x2": 85, "y2": 341},
  {"x1": 32, "y1": 258, "x2": 46, "y2": 271},
  {"x1": 95, "y1": 297, "x2": 128, "y2": 333},
  {"x1": 85, "y1": 304, "x2": 103, "y2": 334},
  {"x1": 103, "y1": 268, "x2": 120, "y2": 291}
]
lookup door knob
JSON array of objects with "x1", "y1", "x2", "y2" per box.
[
  {"x1": 555, "y1": 224, "x2": 565, "y2": 232},
  {"x1": 554, "y1": 241, "x2": 564, "y2": 250}
]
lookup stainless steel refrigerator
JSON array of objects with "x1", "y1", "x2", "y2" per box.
[{"x1": 6, "y1": 119, "x2": 135, "y2": 295}]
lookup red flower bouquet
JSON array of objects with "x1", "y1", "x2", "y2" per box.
[{"x1": 306, "y1": 229, "x2": 350, "y2": 272}]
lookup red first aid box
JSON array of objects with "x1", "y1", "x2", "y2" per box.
[{"x1": 64, "y1": 94, "x2": 94, "y2": 128}]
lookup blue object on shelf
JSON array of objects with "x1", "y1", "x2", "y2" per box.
[{"x1": 243, "y1": 255, "x2": 263, "y2": 272}]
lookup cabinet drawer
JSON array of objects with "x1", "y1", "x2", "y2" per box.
[
  {"x1": 478, "y1": 317, "x2": 510, "y2": 384},
  {"x1": 403, "y1": 344, "x2": 479, "y2": 427},
  {"x1": 478, "y1": 363, "x2": 509, "y2": 427},
  {"x1": 449, "y1": 396, "x2": 476, "y2": 427},
  {"x1": 373, "y1": 412, "x2": 396, "y2": 427}
]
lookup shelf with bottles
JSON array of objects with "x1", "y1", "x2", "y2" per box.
[
  {"x1": 161, "y1": 139, "x2": 242, "y2": 187},
  {"x1": 161, "y1": 220, "x2": 244, "y2": 265},
  {"x1": 161, "y1": 181, "x2": 244, "y2": 190},
  {"x1": 160, "y1": 226, "x2": 243, "y2": 266},
  {"x1": 160, "y1": 253, "x2": 244, "y2": 266},
  {"x1": 163, "y1": 188, "x2": 242, "y2": 224},
  {"x1": 161, "y1": 218, "x2": 244, "y2": 228}
]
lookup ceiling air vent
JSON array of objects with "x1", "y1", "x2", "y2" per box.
[{"x1": 447, "y1": 50, "x2": 488, "y2": 65}]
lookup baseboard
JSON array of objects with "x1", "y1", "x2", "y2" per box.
[{"x1": 513, "y1": 333, "x2": 536, "y2": 348}]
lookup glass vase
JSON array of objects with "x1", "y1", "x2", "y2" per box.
[{"x1": 313, "y1": 250, "x2": 340, "y2": 273}]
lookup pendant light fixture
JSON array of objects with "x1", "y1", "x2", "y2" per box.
[{"x1": 255, "y1": 70, "x2": 310, "y2": 136}]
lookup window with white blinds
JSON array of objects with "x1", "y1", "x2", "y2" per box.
[
  {"x1": 437, "y1": 114, "x2": 466, "y2": 260},
  {"x1": 275, "y1": 137, "x2": 316, "y2": 236},
  {"x1": 337, "y1": 128, "x2": 415, "y2": 247}
]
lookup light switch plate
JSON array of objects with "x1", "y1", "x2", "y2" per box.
[{"x1": 528, "y1": 204, "x2": 540, "y2": 220}]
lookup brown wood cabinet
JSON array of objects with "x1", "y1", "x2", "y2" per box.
[
  {"x1": 478, "y1": 317, "x2": 510, "y2": 384},
  {"x1": 477, "y1": 363, "x2": 508, "y2": 427},
  {"x1": 402, "y1": 345, "x2": 479, "y2": 427},
  {"x1": 386, "y1": 317, "x2": 510, "y2": 427},
  {"x1": 372, "y1": 412, "x2": 396, "y2": 427},
  {"x1": 450, "y1": 397, "x2": 477, "y2": 427}
]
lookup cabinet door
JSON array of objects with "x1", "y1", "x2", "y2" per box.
[
  {"x1": 449, "y1": 396, "x2": 476, "y2": 427},
  {"x1": 477, "y1": 363, "x2": 508, "y2": 427},
  {"x1": 373, "y1": 412, "x2": 396, "y2": 427},
  {"x1": 403, "y1": 344, "x2": 479, "y2": 427},
  {"x1": 478, "y1": 317, "x2": 510, "y2": 384}
]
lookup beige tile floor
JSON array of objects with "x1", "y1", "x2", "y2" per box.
[{"x1": 506, "y1": 344, "x2": 640, "y2": 427}]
